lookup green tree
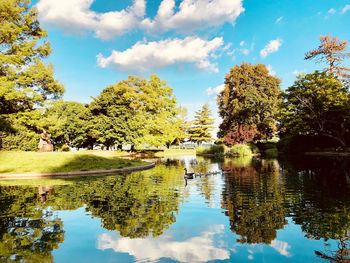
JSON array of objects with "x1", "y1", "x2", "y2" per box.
[
  {"x1": 88, "y1": 75, "x2": 180, "y2": 150},
  {"x1": 280, "y1": 71, "x2": 350, "y2": 148},
  {"x1": 43, "y1": 101, "x2": 88, "y2": 149},
  {"x1": 0, "y1": 0, "x2": 64, "y2": 149},
  {"x1": 217, "y1": 63, "x2": 281, "y2": 140},
  {"x1": 188, "y1": 103, "x2": 215, "y2": 144},
  {"x1": 0, "y1": 0, "x2": 64, "y2": 115},
  {"x1": 0, "y1": 110, "x2": 42, "y2": 151}
]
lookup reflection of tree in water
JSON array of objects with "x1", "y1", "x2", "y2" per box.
[
  {"x1": 79, "y1": 165, "x2": 183, "y2": 238},
  {"x1": 1, "y1": 164, "x2": 184, "y2": 242},
  {"x1": 221, "y1": 157, "x2": 287, "y2": 244},
  {"x1": 193, "y1": 156, "x2": 222, "y2": 203},
  {"x1": 315, "y1": 237, "x2": 350, "y2": 263},
  {"x1": 0, "y1": 186, "x2": 65, "y2": 262},
  {"x1": 280, "y1": 156, "x2": 350, "y2": 262}
]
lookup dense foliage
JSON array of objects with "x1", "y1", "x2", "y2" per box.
[
  {"x1": 0, "y1": 0, "x2": 64, "y2": 149},
  {"x1": 43, "y1": 101, "x2": 88, "y2": 149},
  {"x1": 0, "y1": 0, "x2": 64, "y2": 116},
  {"x1": 86, "y1": 75, "x2": 182, "y2": 150},
  {"x1": 223, "y1": 125, "x2": 257, "y2": 145},
  {"x1": 280, "y1": 71, "x2": 350, "y2": 148},
  {"x1": 217, "y1": 63, "x2": 281, "y2": 141}
]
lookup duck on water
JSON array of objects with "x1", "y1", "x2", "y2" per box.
[{"x1": 184, "y1": 168, "x2": 220, "y2": 179}]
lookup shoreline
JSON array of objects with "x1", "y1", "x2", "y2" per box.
[
  {"x1": 304, "y1": 151, "x2": 350, "y2": 157},
  {"x1": 0, "y1": 162, "x2": 155, "y2": 180}
]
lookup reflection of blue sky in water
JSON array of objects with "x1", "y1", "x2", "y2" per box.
[
  {"x1": 98, "y1": 225, "x2": 229, "y2": 263},
  {"x1": 2, "y1": 155, "x2": 348, "y2": 262},
  {"x1": 97, "y1": 227, "x2": 292, "y2": 262}
]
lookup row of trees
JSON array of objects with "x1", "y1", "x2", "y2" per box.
[
  {"x1": 1, "y1": 74, "x2": 216, "y2": 151},
  {"x1": 217, "y1": 35, "x2": 350, "y2": 150},
  {"x1": 0, "y1": 0, "x2": 218, "y2": 151}
]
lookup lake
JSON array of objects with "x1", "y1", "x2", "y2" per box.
[{"x1": 0, "y1": 155, "x2": 349, "y2": 262}]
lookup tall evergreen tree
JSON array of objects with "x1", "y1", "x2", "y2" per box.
[{"x1": 188, "y1": 103, "x2": 215, "y2": 144}]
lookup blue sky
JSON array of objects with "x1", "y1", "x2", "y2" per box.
[{"x1": 31, "y1": 0, "x2": 350, "y2": 132}]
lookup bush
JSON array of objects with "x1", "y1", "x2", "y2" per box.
[
  {"x1": 264, "y1": 148, "x2": 278, "y2": 158},
  {"x1": 277, "y1": 135, "x2": 343, "y2": 153},
  {"x1": 196, "y1": 145, "x2": 225, "y2": 155},
  {"x1": 256, "y1": 141, "x2": 277, "y2": 151},
  {"x1": 223, "y1": 125, "x2": 257, "y2": 146},
  {"x1": 0, "y1": 130, "x2": 39, "y2": 151},
  {"x1": 59, "y1": 144, "x2": 70, "y2": 152},
  {"x1": 214, "y1": 139, "x2": 224, "y2": 145},
  {"x1": 227, "y1": 143, "x2": 259, "y2": 156},
  {"x1": 257, "y1": 141, "x2": 278, "y2": 157}
]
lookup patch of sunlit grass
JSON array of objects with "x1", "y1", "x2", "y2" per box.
[{"x1": 0, "y1": 151, "x2": 148, "y2": 174}]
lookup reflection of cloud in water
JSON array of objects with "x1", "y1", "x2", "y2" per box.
[
  {"x1": 270, "y1": 240, "x2": 291, "y2": 257},
  {"x1": 97, "y1": 225, "x2": 229, "y2": 263}
]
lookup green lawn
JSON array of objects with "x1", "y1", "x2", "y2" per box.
[
  {"x1": 154, "y1": 148, "x2": 195, "y2": 156},
  {"x1": 0, "y1": 151, "x2": 148, "y2": 174}
]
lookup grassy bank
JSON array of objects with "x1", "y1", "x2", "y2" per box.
[
  {"x1": 196, "y1": 145, "x2": 225, "y2": 156},
  {"x1": 155, "y1": 148, "x2": 196, "y2": 156},
  {"x1": 226, "y1": 143, "x2": 260, "y2": 157},
  {"x1": 0, "y1": 151, "x2": 148, "y2": 174}
]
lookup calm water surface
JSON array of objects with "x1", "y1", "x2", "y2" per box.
[{"x1": 0, "y1": 155, "x2": 349, "y2": 262}]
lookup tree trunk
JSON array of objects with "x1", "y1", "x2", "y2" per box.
[{"x1": 322, "y1": 133, "x2": 347, "y2": 149}]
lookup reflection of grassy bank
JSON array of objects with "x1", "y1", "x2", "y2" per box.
[
  {"x1": 0, "y1": 152, "x2": 147, "y2": 174},
  {"x1": 105, "y1": 149, "x2": 195, "y2": 157}
]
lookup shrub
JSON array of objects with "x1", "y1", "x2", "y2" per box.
[
  {"x1": 277, "y1": 134, "x2": 343, "y2": 153},
  {"x1": 223, "y1": 125, "x2": 257, "y2": 146},
  {"x1": 227, "y1": 143, "x2": 259, "y2": 156},
  {"x1": 196, "y1": 145, "x2": 225, "y2": 155},
  {"x1": 256, "y1": 141, "x2": 277, "y2": 151},
  {"x1": 214, "y1": 139, "x2": 224, "y2": 145},
  {"x1": 59, "y1": 144, "x2": 70, "y2": 152},
  {"x1": 257, "y1": 141, "x2": 278, "y2": 157},
  {"x1": 1, "y1": 130, "x2": 39, "y2": 151},
  {"x1": 264, "y1": 148, "x2": 278, "y2": 158}
]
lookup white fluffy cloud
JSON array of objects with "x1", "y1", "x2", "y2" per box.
[
  {"x1": 270, "y1": 240, "x2": 291, "y2": 257},
  {"x1": 141, "y1": 0, "x2": 244, "y2": 32},
  {"x1": 36, "y1": 0, "x2": 244, "y2": 39},
  {"x1": 342, "y1": 4, "x2": 350, "y2": 14},
  {"x1": 36, "y1": 0, "x2": 146, "y2": 39},
  {"x1": 260, "y1": 39, "x2": 282, "y2": 58},
  {"x1": 206, "y1": 84, "x2": 225, "y2": 96},
  {"x1": 98, "y1": 225, "x2": 229, "y2": 262},
  {"x1": 328, "y1": 8, "x2": 336, "y2": 14},
  {"x1": 97, "y1": 37, "x2": 223, "y2": 72}
]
